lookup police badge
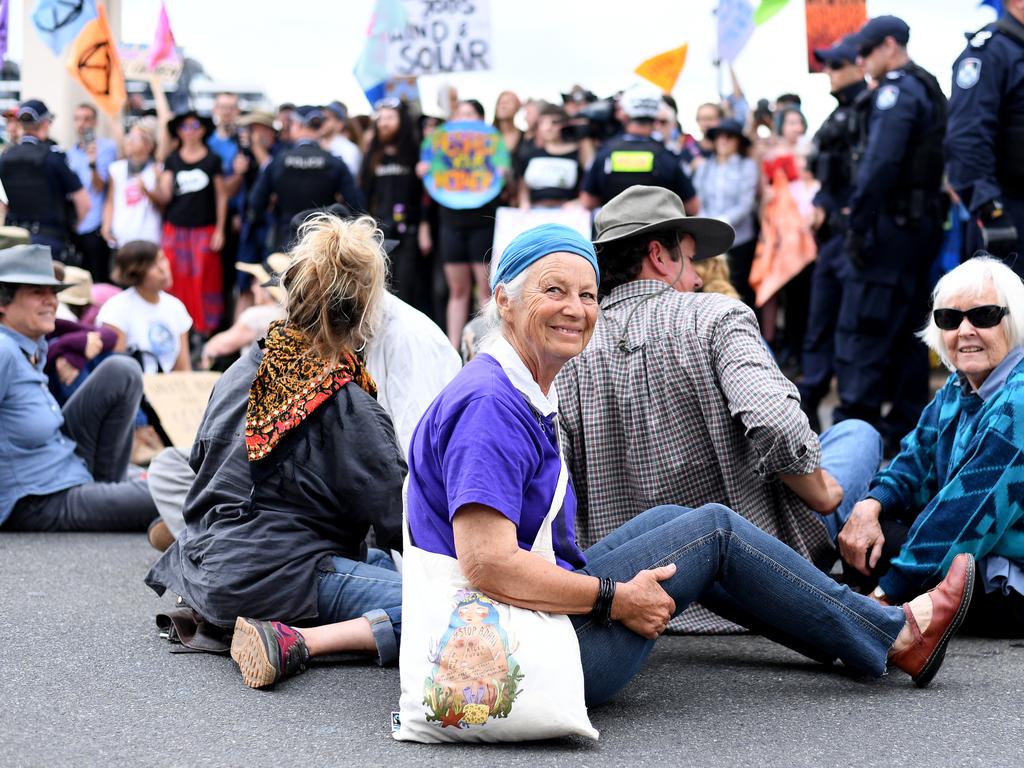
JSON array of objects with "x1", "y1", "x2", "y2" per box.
[
  {"x1": 956, "y1": 58, "x2": 982, "y2": 89},
  {"x1": 876, "y1": 85, "x2": 900, "y2": 111}
]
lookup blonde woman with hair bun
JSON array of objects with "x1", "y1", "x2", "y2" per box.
[{"x1": 146, "y1": 213, "x2": 408, "y2": 690}]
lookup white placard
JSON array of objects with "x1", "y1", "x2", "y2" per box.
[{"x1": 386, "y1": 0, "x2": 492, "y2": 78}]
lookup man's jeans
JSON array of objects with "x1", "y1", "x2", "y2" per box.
[
  {"x1": 572, "y1": 504, "x2": 906, "y2": 707},
  {"x1": 316, "y1": 549, "x2": 402, "y2": 666},
  {"x1": 5, "y1": 356, "x2": 157, "y2": 532},
  {"x1": 819, "y1": 418, "x2": 883, "y2": 541}
]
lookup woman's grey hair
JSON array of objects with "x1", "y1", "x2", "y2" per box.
[
  {"x1": 918, "y1": 255, "x2": 1024, "y2": 370},
  {"x1": 475, "y1": 270, "x2": 531, "y2": 352}
]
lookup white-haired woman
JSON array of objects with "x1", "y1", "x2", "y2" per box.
[
  {"x1": 146, "y1": 214, "x2": 407, "y2": 687},
  {"x1": 840, "y1": 254, "x2": 1024, "y2": 636}
]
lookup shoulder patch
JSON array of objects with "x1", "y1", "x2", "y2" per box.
[
  {"x1": 956, "y1": 57, "x2": 982, "y2": 89},
  {"x1": 885, "y1": 70, "x2": 903, "y2": 81},
  {"x1": 876, "y1": 85, "x2": 900, "y2": 111},
  {"x1": 970, "y1": 29, "x2": 993, "y2": 48}
]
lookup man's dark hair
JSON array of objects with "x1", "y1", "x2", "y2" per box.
[
  {"x1": 776, "y1": 93, "x2": 802, "y2": 107},
  {"x1": 75, "y1": 103, "x2": 98, "y2": 118},
  {"x1": 538, "y1": 103, "x2": 568, "y2": 121},
  {"x1": 697, "y1": 102, "x2": 725, "y2": 119},
  {"x1": 114, "y1": 240, "x2": 161, "y2": 287},
  {"x1": 597, "y1": 231, "x2": 682, "y2": 298},
  {"x1": 0, "y1": 282, "x2": 19, "y2": 307}
]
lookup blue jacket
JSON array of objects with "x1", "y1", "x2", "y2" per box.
[{"x1": 869, "y1": 353, "x2": 1024, "y2": 600}]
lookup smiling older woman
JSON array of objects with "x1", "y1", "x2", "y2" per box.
[
  {"x1": 840, "y1": 255, "x2": 1024, "y2": 635},
  {"x1": 404, "y1": 223, "x2": 977, "y2": 706}
]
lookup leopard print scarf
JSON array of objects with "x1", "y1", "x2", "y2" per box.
[{"x1": 245, "y1": 321, "x2": 377, "y2": 462}]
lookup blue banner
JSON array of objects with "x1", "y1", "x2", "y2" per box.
[{"x1": 32, "y1": 0, "x2": 96, "y2": 56}]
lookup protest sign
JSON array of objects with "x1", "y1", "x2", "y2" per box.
[
  {"x1": 143, "y1": 372, "x2": 221, "y2": 449},
  {"x1": 117, "y1": 43, "x2": 183, "y2": 85},
  {"x1": 717, "y1": 0, "x2": 755, "y2": 64},
  {"x1": 421, "y1": 120, "x2": 509, "y2": 209},
  {"x1": 491, "y1": 206, "x2": 592, "y2": 274},
  {"x1": 386, "y1": 0, "x2": 492, "y2": 77},
  {"x1": 805, "y1": 0, "x2": 866, "y2": 73}
]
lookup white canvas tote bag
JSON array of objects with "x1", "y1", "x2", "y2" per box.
[{"x1": 394, "y1": 462, "x2": 598, "y2": 742}]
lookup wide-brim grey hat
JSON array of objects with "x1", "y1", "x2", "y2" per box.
[
  {"x1": 0, "y1": 244, "x2": 72, "y2": 288},
  {"x1": 593, "y1": 185, "x2": 736, "y2": 260}
]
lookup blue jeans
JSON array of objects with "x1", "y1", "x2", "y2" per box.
[
  {"x1": 819, "y1": 419, "x2": 883, "y2": 541},
  {"x1": 571, "y1": 504, "x2": 906, "y2": 707},
  {"x1": 316, "y1": 548, "x2": 402, "y2": 665}
]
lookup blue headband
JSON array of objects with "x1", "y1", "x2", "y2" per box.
[{"x1": 490, "y1": 223, "x2": 599, "y2": 291}]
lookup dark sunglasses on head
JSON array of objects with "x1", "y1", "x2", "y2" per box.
[
  {"x1": 932, "y1": 305, "x2": 1009, "y2": 330},
  {"x1": 180, "y1": 119, "x2": 202, "y2": 131}
]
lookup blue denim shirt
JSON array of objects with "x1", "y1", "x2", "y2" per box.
[
  {"x1": 0, "y1": 326, "x2": 92, "y2": 524},
  {"x1": 66, "y1": 138, "x2": 117, "y2": 234},
  {"x1": 692, "y1": 154, "x2": 759, "y2": 246}
]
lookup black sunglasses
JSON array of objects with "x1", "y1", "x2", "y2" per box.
[{"x1": 932, "y1": 305, "x2": 1009, "y2": 330}]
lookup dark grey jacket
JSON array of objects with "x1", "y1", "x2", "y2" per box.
[{"x1": 146, "y1": 345, "x2": 406, "y2": 628}]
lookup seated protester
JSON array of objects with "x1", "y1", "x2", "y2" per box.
[
  {"x1": 555, "y1": 186, "x2": 882, "y2": 632},
  {"x1": 516, "y1": 104, "x2": 583, "y2": 209},
  {"x1": 97, "y1": 242, "x2": 193, "y2": 374},
  {"x1": 403, "y1": 223, "x2": 974, "y2": 709},
  {"x1": 0, "y1": 244, "x2": 157, "y2": 532},
  {"x1": 145, "y1": 214, "x2": 407, "y2": 688},
  {"x1": 840, "y1": 256, "x2": 1024, "y2": 636},
  {"x1": 146, "y1": 230, "x2": 461, "y2": 544}
]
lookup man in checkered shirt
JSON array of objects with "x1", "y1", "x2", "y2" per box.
[{"x1": 555, "y1": 186, "x2": 883, "y2": 632}]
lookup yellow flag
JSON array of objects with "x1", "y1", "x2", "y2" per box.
[
  {"x1": 65, "y1": 4, "x2": 126, "y2": 117},
  {"x1": 634, "y1": 44, "x2": 689, "y2": 93}
]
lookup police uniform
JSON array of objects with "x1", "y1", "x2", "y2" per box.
[
  {"x1": 248, "y1": 138, "x2": 364, "y2": 251},
  {"x1": 583, "y1": 132, "x2": 696, "y2": 207},
  {"x1": 799, "y1": 38, "x2": 870, "y2": 425},
  {"x1": 0, "y1": 136, "x2": 83, "y2": 262},
  {"x1": 834, "y1": 17, "x2": 947, "y2": 446},
  {"x1": 946, "y1": 11, "x2": 1024, "y2": 277}
]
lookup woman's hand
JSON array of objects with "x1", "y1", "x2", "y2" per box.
[
  {"x1": 611, "y1": 564, "x2": 677, "y2": 640},
  {"x1": 83, "y1": 331, "x2": 103, "y2": 360},
  {"x1": 210, "y1": 228, "x2": 225, "y2": 253},
  {"x1": 838, "y1": 499, "x2": 885, "y2": 576},
  {"x1": 55, "y1": 357, "x2": 81, "y2": 386}
]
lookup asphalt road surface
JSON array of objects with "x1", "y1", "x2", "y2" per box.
[{"x1": 2, "y1": 533, "x2": 1022, "y2": 768}]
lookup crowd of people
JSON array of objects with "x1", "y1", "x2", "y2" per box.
[{"x1": 0, "y1": 7, "x2": 1022, "y2": 740}]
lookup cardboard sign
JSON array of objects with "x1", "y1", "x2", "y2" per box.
[
  {"x1": 421, "y1": 121, "x2": 509, "y2": 209},
  {"x1": 386, "y1": 0, "x2": 492, "y2": 77},
  {"x1": 490, "y1": 206, "x2": 593, "y2": 275},
  {"x1": 805, "y1": 0, "x2": 867, "y2": 73},
  {"x1": 143, "y1": 372, "x2": 220, "y2": 448},
  {"x1": 118, "y1": 42, "x2": 184, "y2": 85}
]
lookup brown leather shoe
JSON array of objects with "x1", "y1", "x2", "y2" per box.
[{"x1": 889, "y1": 553, "x2": 976, "y2": 688}]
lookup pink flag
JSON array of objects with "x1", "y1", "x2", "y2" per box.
[{"x1": 147, "y1": 2, "x2": 176, "y2": 71}]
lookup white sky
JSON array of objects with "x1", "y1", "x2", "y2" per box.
[{"x1": 7, "y1": 0, "x2": 998, "y2": 132}]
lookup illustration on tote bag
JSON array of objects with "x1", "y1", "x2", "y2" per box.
[{"x1": 423, "y1": 590, "x2": 523, "y2": 729}]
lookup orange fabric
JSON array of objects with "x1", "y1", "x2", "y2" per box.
[
  {"x1": 65, "y1": 4, "x2": 126, "y2": 117},
  {"x1": 635, "y1": 44, "x2": 688, "y2": 93},
  {"x1": 749, "y1": 167, "x2": 817, "y2": 307}
]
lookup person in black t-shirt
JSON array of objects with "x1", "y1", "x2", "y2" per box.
[
  {"x1": 516, "y1": 104, "x2": 582, "y2": 208},
  {"x1": 153, "y1": 110, "x2": 228, "y2": 335},
  {"x1": 359, "y1": 99, "x2": 424, "y2": 307}
]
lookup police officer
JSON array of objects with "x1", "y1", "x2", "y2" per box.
[
  {"x1": 946, "y1": 0, "x2": 1024, "y2": 278},
  {"x1": 799, "y1": 35, "x2": 870, "y2": 429},
  {"x1": 0, "y1": 100, "x2": 90, "y2": 264},
  {"x1": 834, "y1": 16, "x2": 947, "y2": 452},
  {"x1": 247, "y1": 105, "x2": 364, "y2": 252},
  {"x1": 581, "y1": 84, "x2": 699, "y2": 213}
]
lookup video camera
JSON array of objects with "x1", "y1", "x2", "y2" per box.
[{"x1": 560, "y1": 98, "x2": 621, "y2": 143}]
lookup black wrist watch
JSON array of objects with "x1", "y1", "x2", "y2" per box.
[{"x1": 89, "y1": 162, "x2": 97, "y2": 170}]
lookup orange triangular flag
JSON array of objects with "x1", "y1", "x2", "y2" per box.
[
  {"x1": 65, "y1": 3, "x2": 126, "y2": 117},
  {"x1": 635, "y1": 44, "x2": 689, "y2": 93}
]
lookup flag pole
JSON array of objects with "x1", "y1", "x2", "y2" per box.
[{"x1": 714, "y1": 2, "x2": 724, "y2": 100}]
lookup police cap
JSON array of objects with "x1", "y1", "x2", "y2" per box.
[
  {"x1": 17, "y1": 99, "x2": 52, "y2": 123},
  {"x1": 814, "y1": 34, "x2": 860, "y2": 67},
  {"x1": 295, "y1": 105, "x2": 326, "y2": 129},
  {"x1": 852, "y1": 16, "x2": 910, "y2": 56}
]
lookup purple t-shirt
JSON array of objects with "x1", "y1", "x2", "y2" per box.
[{"x1": 406, "y1": 352, "x2": 586, "y2": 570}]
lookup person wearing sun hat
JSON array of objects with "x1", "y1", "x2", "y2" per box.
[
  {"x1": 555, "y1": 186, "x2": 884, "y2": 632},
  {"x1": 0, "y1": 243, "x2": 157, "y2": 532}
]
